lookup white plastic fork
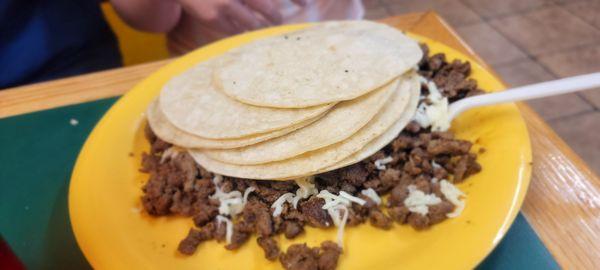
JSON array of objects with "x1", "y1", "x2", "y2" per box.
[{"x1": 448, "y1": 72, "x2": 600, "y2": 121}]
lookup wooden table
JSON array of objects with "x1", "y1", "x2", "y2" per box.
[{"x1": 1, "y1": 12, "x2": 598, "y2": 269}]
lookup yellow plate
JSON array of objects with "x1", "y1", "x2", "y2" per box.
[{"x1": 69, "y1": 24, "x2": 532, "y2": 270}]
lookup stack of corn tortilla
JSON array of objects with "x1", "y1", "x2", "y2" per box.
[{"x1": 147, "y1": 21, "x2": 423, "y2": 180}]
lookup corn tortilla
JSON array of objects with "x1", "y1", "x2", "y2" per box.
[
  {"x1": 215, "y1": 21, "x2": 422, "y2": 108},
  {"x1": 314, "y1": 79, "x2": 422, "y2": 174},
  {"x1": 188, "y1": 74, "x2": 420, "y2": 180},
  {"x1": 202, "y1": 77, "x2": 401, "y2": 164},
  {"x1": 146, "y1": 100, "x2": 326, "y2": 149},
  {"x1": 159, "y1": 59, "x2": 334, "y2": 139}
]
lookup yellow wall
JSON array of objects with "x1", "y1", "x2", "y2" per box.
[{"x1": 100, "y1": 3, "x2": 170, "y2": 66}]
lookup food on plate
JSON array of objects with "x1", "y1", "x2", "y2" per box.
[
  {"x1": 188, "y1": 76, "x2": 418, "y2": 179},
  {"x1": 147, "y1": 100, "x2": 326, "y2": 149},
  {"x1": 139, "y1": 21, "x2": 484, "y2": 270},
  {"x1": 159, "y1": 58, "x2": 334, "y2": 139},
  {"x1": 215, "y1": 21, "x2": 422, "y2": 108},
  {"x1": 201, "y1": 77, "x2": 399, "y2": 165}
]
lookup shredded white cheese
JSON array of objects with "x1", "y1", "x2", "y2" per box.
[
  {"x1": 374, "y1": 156, "x2": 393, "y2": 170},
  {"x1": 216, "y1": 215, "x2": 233, "y2": 244},
  {"x1": 317, "y1": 190, "x2": 366, "y2": 247},
  {"x1": 327, "y1": 205, "x2": 349, "y2": 247},
  {"x1": 210, "y1": 174, "x2": 254, "y2": 217},
  {"x1": 271, "y1": 177, "x2": 318, "y2": 217},
  {"x1": 432, "y1": 160, "x2": 442, "y2": 170},
  {"x1": 318, "y1": 190, "x2": 366, "y2": 209},
  {"x1": 213, "y1": 174, "x2": 223, "y2": 185},
  {"x1": 160, "y1": 146, "x2": 183, "y2": 163},
  {"x1": 316, "y1": 190, "x2": 341, "y2": 202},
  {"x1": 413, "y1": 76, "x2": 451, "y2": 132},
  {"x1": 413, "y1": 104, "x2": 430, "y2": 128},
  {"x1": 271, "y1": 193, "x2": 294, "y2": 217},
  {"x1": 221, "y1": 197, "x2": 243, "y2": 216},
  {"x1": 243, "y1": 186, "x2": 256, "y2": 204},
  {"x1": 291, "y1": 177, "x2": 318, "y2": 208},
  {"x1": 440, "y1": 180, "x2": 466, "y2": 218},
  {"x1": 404, "y1": 185, "x2": 442, "y2": 216},
  {"x1": 339, "y1": 191, "x2": 367, "y2": 205},
  {"x1": 360, "y1": 188, "x2": 381, "y2": 205}
]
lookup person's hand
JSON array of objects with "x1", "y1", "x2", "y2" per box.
[
  {"x1": 176, "y1": 0, "x2": 284, "y2": 35},
  {"x1": 240, "y1": 0, "x2": 305, "y2": 25},
  {"x1": 242, "y1": 0, "x2": 282, "y2": 25}
]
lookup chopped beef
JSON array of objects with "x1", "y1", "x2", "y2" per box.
[
  {"x1": 452, "y1": 154, "x2": 481, "y2": 182},
  {"x1": 253, "y1": 182, "x2": 291, "y2": 205},
  {"x1": 340, "y1": 182, "x2": 357, "y2": 194},
  {"x1": 193, "y1": 178, "x2": 216, "y2": 200},
  {"x1": 281, "y1": 205, "x2": 306, "y2": 223},
  {"x1": 141, "y1": 151, "x2": 214, "y2": 217},
  {"x1": 392, "y1": 135, "x2": 414, "y2": 152},
  {"x1": 141, "y1": 173, "x2": 173, "y2": 215},
  {"x1": 346, "y1": 207, "x2": 366, "y2": 226},
  {"x1": 280, "y1": 243, "x2": 320, "y2": 270},
  {"x1": 198, "y1": 166, "x2": 213, "y2": 179},
  {"x1": 433, "y1": 166, "x2": 449, "y2": 181},
  {"x1": 388, "y1": 206, "x2": 410, "y2": 223},
  {"x1": 280, "y1": 241, "x2": 342, "y2": 270},
  {"x1": 141, "y1": 46, "x2": 485, "y2": 269},
  {"x1": 379, "y1": 168, "x2": 401, "y2": 191},
  {"x1": 283, "y1": 221, "x2": 304, "y2": 239},
  {"x1": 299, "y1": 197, "x2": 332, "y2": 228},
  {"x1": 235, "y1": 219, "x2": 254, "y2": 234},
  {"x1": 388, "y1": 184, "x2": 409, "y2": 207},
  {"x1": 427, "y1": 139, "x2": 472, "y2": 155},
  {"x1": 338, "y1": 164, "x2": 369, "y2": 186},
  {"x1": 177, "y1": 222, "x2": 216, "y2": 255},
  {"x1": 270, "y1": 180, "x2": 298, "y2": 191},
  {"x1": 369, "y1": 208, "x2": 392, "y2": 229},
  {"x1": 407, "y1": 213, "x2": 430, "y2": 230},
  {"x1": 418, "y1": 44, "x2": 484, "y2": 101},
  {"x1": 241, "y1": 200, "x2": 273, "y2": 237},
  {"x1": 318, "y1": 241, "x2": 343, "y2": 270},
  {"x1": 225, "y1": 227, "x2": 250, "y2": 250},
  {"x1": 362, "y1": 178, "x2": 383, "y2": 193},
  {"x1": 178, "y1": 229, "x2": 204, "y2": 255},
  {"x1": 428, "y1": 201, "x2": 455, "y2": 224},
  {"x1": 151, "y1": 138, "x2": 171, "y2": 155},
  {"x1": 257, "y1": 237, "x2": 281, "y2": 261},
  {"x1": 140, "y1": 153, "x2": 159, "y2": 173},
  {"x1": 314, "y1": 173, "x2": 341, "y2": 193},
  {"x1": 368, "y1": 151, "x2": 387, "y2": 163},
  {"x1": 414, "y1": 176, "x2": 432, "y2": 193},
  {"x1": 359, "y1": 194, "x2": 378, "y2": 209},
  {"x1": 192, "y1": 200, "x2": 218, "y2": 227}
]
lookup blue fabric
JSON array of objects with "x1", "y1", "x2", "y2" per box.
[
  {"x1": 477, "y1": 214, "x2": 560, "y2": 270},
  {"x1": 0, "y1": 0, "x2": 121, "y2": 89}
]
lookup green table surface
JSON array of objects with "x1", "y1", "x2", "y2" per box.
[{"x1": 0, "y1": 98, "x2": 559, "y2": 269}]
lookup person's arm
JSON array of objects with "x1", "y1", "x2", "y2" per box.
[
  {"x1": 110, "y1": 0, "x2": 182, "y2": 33},
  {"x1": 110, "y1": 0, "x2": 308, "y2": 37}
]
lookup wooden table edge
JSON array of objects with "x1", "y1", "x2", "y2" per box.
[{"x1": 1, "y1": 11, "x2": 599, "y2": 269}]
